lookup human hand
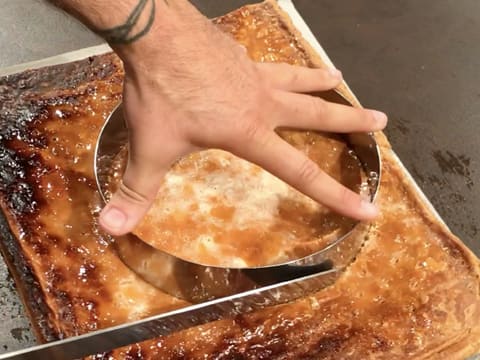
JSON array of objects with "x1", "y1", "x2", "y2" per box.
[{"x1": 98, "y1": 1, "x2": 387, "y2": 236}]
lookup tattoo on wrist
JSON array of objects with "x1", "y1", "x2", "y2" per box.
[{"x1": 97, "y1": 0, "x2": 165, "y2": 45}]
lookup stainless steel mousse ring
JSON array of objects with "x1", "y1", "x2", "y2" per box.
[{"x1": 94, "y1": 89, "x2": 381, "y2": 303}]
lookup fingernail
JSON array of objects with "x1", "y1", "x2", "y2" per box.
[
  {"x1": 360, "y1": 200, "x2": 379, "y2": 218},
  {"x1": 329, "y1": 68, "x2": 342, "y2": 79},
  {"x1": 371, "y1": 110, "x2": 388, "y2": 128},
  {"x1": 101, "y1": 206, "x2": 127, "y2": 230}
]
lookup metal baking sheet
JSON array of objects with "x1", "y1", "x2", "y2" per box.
[{"x1": 0, "y1": 0, "x2": 476, "y2": 358}]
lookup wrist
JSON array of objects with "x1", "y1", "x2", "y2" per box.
[
  {"x1": 107, "y1": 0, "x2": 171, "y2": 58},
  {"x1": 51, "y1": 0, "x2": 180, "y2": 66},
  {"x1": 113, "y1": 1, "x2": 209, "y2": 76},
  {"x1": 52, "y1": 0, "x2": 207, "y2": 74}
]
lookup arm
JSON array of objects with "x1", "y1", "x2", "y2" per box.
[
  {"x1": 50, "y1": 0, "x2": 387, "y2": 236},
  {"x1": 49, "y1": 0, "x2": 173, "y2": 59}
]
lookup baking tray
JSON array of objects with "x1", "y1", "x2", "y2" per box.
[{"x1": 0, "y1": 0, "x2": 476, "y2": 358}]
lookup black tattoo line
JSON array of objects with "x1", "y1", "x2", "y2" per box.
[{"x1": 97, "y1": 0, "x2": 157, "y2": 45}]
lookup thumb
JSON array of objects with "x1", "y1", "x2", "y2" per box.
[{"x1": 99, "y1": 158, "x2": 164, "y2": 236}]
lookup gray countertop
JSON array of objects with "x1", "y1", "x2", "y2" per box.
[{"x1": 0, "y1": 0, "x2": 479, "y2": 356}]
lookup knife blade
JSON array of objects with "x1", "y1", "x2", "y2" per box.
[{"x1": 0, "y1": 269, "x2": 339, "y2": 360}]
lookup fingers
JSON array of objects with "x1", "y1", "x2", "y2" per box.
[
  {"x1": 271, "y1": 90, "x2": 388, "y2": 132},
  {"x1": 257, "y1": 62, "x2": 343, "y2": 93},
  {"x1": 99, "y1": 132, "x2": 191, "y2": 236},
  {"x1": 257, "y1": 62, "x2": 388, "y2": 132},
  {"x1": 99, "y1": 157, "x2": 166, "y2": 236},
  {"x1": 234, "y1": 131, "x2": 379, "y2": 221}
]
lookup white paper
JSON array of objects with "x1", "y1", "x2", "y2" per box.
[{"x1": 0, "y1": 44, "x2": 112, "y2": 77}]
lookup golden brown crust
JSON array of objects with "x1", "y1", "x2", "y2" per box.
[
  {"x1": 267, "y1": 2, "x2": 480, "y2": 356},
  {"x1": 0, "y1": 212, "x2": 58, "y2": 343},
  {"x1": 0, "y1": 1, "x2": 478, "y2": 359}
]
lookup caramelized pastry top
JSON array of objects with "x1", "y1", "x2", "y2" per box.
[
  {"x1": 0, "y1": 1, "x2": 478, "y2": 359},
  {"x1": 107, "y1": 130, "x2": 363, "y2": 267}
]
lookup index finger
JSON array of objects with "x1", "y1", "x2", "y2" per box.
[{"x1": 233, "y1": 132, "x2": 379, "y2": 221}]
